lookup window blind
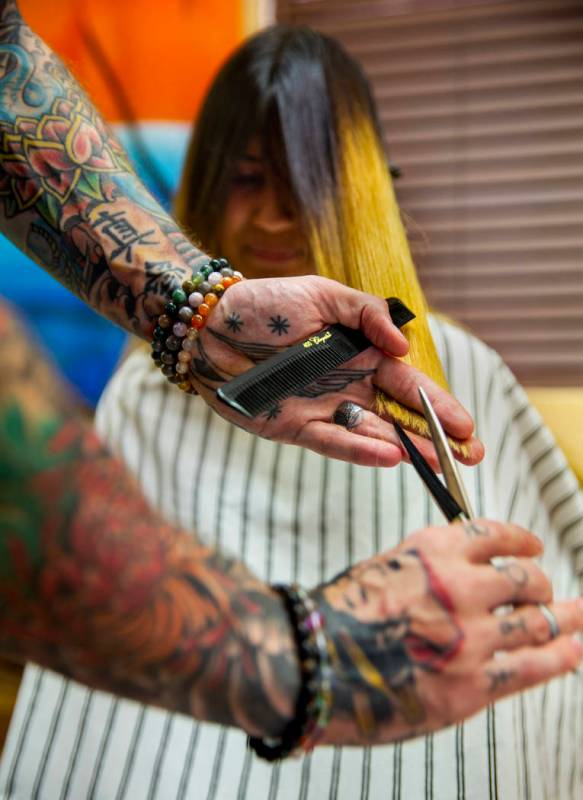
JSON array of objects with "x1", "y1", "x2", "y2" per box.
[{"x1": 276, "y1": 0, "x2": 583, "y2": 385}]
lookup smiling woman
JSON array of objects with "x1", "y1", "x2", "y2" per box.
[{"x1": 216, "y1": 143, "x2": 311, "y2": 279}]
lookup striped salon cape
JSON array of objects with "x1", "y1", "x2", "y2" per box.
[{"x1": 2, "y1": 318, "x2": 583, "y2": 800}]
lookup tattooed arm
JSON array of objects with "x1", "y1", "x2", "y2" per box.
[
  {"x1": 0, "y1": 1, "x2": 486, "y2": 467},
  {"x1": 0, "y1": 300, "x2": 302, "y2": 735},
  {"x1": 0, "y1": 0, "x2": 203, "y2": 334},
  {"x1": 2, "y1": 301, "x2": 582, "y2": 744}
]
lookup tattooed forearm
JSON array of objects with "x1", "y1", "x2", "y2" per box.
[
  {"x1": 0, "y1": 301, "x2": 299, "y2": 736},
  {"x1": 0, "y1": 1, "x2": 208, "y2": 337}
]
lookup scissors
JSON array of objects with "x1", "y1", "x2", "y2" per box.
[{"x1": 394, "y1": 386, "x2": 475, "y2": 523}]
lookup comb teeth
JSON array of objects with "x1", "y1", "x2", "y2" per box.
[{"x1": 217, "y1": 324, "x2": 369, "y2": 418}]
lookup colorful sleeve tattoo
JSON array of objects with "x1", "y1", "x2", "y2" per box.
[
  {"x1": 0, "y1": 301, "x2": 300, "y2": 736},
  {"x1": 0, "y1": 0, "x2": 206, "y2": 338},
  {"x1": 0, "y1": 299, "x2": 470, "y2": 743}
]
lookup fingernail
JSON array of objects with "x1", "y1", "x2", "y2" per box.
[{"x1": 572, "y1": 634, "x2": 583, "y2": 657}]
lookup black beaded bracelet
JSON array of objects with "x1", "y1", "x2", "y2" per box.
[
  {"x1": 150, "y1": 257, "x2": 242, "y2": 393},
  {"x1": 247, "y1": 584, "x2": 332, "y2": 761}
]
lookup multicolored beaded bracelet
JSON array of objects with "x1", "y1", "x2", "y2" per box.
[
  {"x1": 150, "y1": 257, "x2": 242, "y2": 393},
  {"x1": 248, "y1": 584, "x2": 333, "y2": 761}
]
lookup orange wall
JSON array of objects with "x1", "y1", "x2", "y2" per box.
[{"x1": 20, "y1": 0, "x2": 244, "y2": 122}]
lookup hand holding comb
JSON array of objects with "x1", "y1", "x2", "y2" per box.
[{"x1": 217, "y1": 297, "x2": 415, "y2": 418}]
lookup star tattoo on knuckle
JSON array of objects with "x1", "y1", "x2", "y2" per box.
[
  {"x1": 267, "y1": 315, "x2": 290, "y2": 336},
  {"x1": 225, "y1": 312, "x2": 243, "y2": 333}
]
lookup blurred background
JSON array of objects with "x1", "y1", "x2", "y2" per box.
[{"x1": 1, "y1": 0, "x2": 582, "y2": 401}]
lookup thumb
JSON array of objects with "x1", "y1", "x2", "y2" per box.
[{"x1": 319, "y1": 280, "x2": 410, "y2": 357}]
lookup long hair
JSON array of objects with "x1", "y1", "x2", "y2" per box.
[{"x1": 175, "y1": 26, "x2": 449, "y2": 432}]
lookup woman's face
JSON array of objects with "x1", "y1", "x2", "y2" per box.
[{"x1": 215, "y1": 138, "x2": 314, "y2": 279}]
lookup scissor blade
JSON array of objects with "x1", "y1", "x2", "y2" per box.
[
  {"x1": 394, "y1": 423, "x2": 465, "y2": 523},
  {"x1": 417, "y1": 386, "x2": 474, "y2": 520}
]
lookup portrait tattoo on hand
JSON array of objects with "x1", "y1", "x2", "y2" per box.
[{"x1": 314, "y1": 549, "x2": 464, "y2": 738}]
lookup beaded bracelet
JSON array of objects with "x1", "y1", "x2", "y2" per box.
[
  {"x1": 150, "y1": 257, "x2": 242, "y2": 393},
  {"x1": 248, "y1": 584, "x2": 333, "y2": 761}
]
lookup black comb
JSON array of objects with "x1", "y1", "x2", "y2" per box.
[{"x1": 217, "y1": 297, "x2": 415, "y2": 418}]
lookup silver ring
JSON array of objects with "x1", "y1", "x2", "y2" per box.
[
  {"x1": 332, "y1": 401, "x2": 364, "y2": 430},
  {"x1": 538, "y1": 603, "x2": 560, "y2": 640}
]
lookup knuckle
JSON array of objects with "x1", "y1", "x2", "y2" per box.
[
  {"x1": 409, "y1": 525, "x2": 442, "y2": 548},
  {"x1": 561, "y1": 639, "x2": 582, "y2": 671},
  {"x1": 305, "y1": 274, "x2": 325, "y2": 295},
  {"x1": 478, "y1": 517, "x2": 499, "y2": 534},
  {"x1": 535, "y1": 574, "x2": 553, "y2": 603},
  {"x1": 532, "y1": 612, "x2": 551, "y2": 645},
  {"x1": 519, "y1": 655, "x2": 539, "y2": 687},
  {"x1": 360, "y1": 304, "x2": 383, "y2": 340}
]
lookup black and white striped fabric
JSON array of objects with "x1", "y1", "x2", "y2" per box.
[{"x1": 2, "y1": 319, "x2": 583, "y2": 800}]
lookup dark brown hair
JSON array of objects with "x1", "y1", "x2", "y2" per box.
[{"x1": 174, "y1": 25, "x2": 385, "y2": 251}]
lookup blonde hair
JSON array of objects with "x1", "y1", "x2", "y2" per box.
[{"x1": 309, "y1": 100, "x2": 448, "y2": 430}]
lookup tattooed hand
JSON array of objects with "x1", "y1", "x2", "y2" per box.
[
  {"x1": 311, "y1": 518, "x2": 583, "y2": 746},
  {"x1": 190, "y1": 276, "x2": 484, "y2": 468}
]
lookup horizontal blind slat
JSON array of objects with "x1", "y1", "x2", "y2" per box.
[{"x1": 278, "y1": 0, "x2": 583, "y2": 386}]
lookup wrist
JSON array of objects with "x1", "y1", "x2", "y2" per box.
[
  {"x1": 194, "y1": 579, "x2": 301, "y2": 739},
  {"x1": 248, "y1": 584, "x2": 333, "y2": 760},
  {"x1": 244, "y1": 584, "x2": 302, "y2": 736},
  {"x1": 150, "y1": 257, "x2": 243, "y2": 392}
]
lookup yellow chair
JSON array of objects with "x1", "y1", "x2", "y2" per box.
[
  {"x1": 0, "y1": 660, "x2": 23, "y2": 752},
  {"x1": 527, "y1": 388, "x2": 583, "y2": 487}
]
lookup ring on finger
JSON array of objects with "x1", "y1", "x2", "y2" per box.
[
  {"x1": 332, "y1": 401, "x2": 364, "y2": 430},
  {"x1": 538, "y1": 603, "x2": 560, "y2": 640}
]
